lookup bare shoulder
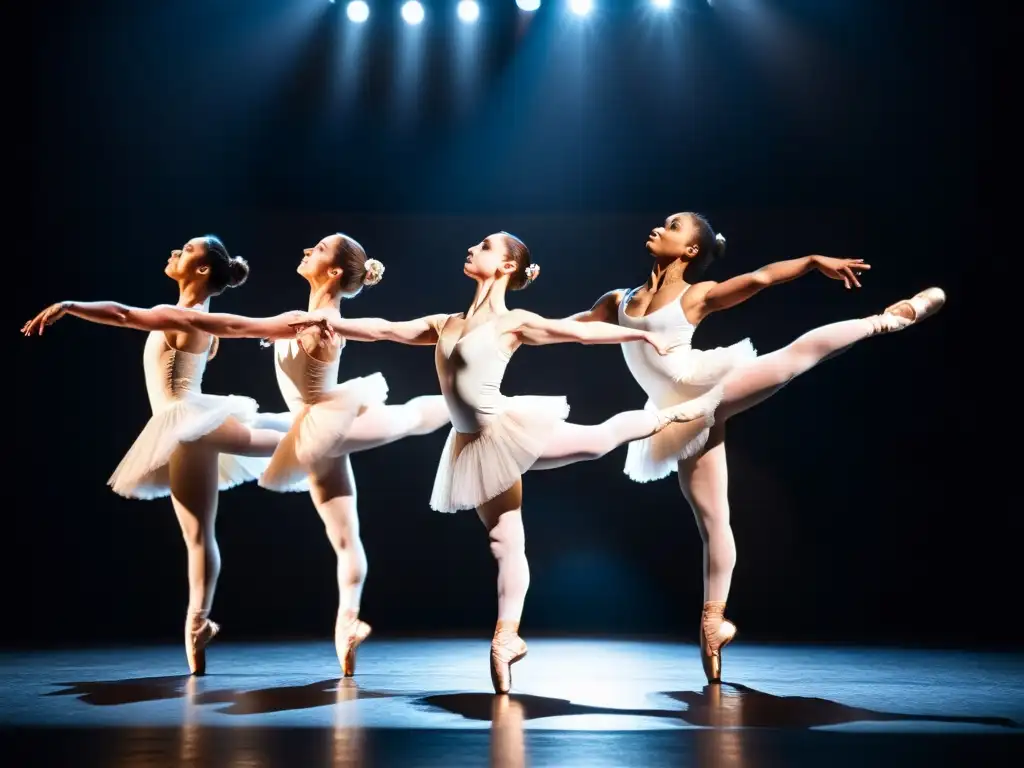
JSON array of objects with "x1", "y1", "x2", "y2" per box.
[
  {"x1": 596, "y1": 289, "x2": 626, "y2": 308},
  {"x1": 504, "y1": 308, "x2": 540, "y2": 329},
  {"x1": 683, "y1": 280, "x2": 716, "y2": 305},
  {"x1": 593, "y1": 290, "x2": 622, "y2": 319},
  {"x1": 681, "y1": 281, "x2": 717, "y2": 324},
  {"x1": 427, "y1": 313, "x2": 457, "y2": 333}
]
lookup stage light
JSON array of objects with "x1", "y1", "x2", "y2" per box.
[
  {"x1": 569, "y1": 0, "x2": 593, "y2": 17},
  {"x1": 457, "y1": 1, "x2": 479, "y2": 23},
  {"x1": 401, "y1": 1, "x2": 424, "y2": 24},
  {"x1": 516, "y1": 0, "x2": 541, "y2": 10},
  {"x1": 346, "y1": 1, "x2": 369, "y2": 22},
  {"x1": 651, "y1": 0, "x2": 672, "y2": 8}
]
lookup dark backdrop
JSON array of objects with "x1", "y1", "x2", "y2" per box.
[{"x1": 17, "y1": 0, "x2": 1002, "y2": 649}]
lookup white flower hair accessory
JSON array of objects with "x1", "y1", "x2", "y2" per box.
[
  {"x1": 363, "y1": 258, "x2": 385, "y2": 286},
  {"x1": 524, "y1": 263, "x2": 540, "y2": 282}
]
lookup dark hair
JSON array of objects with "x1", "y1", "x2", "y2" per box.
[
  {"x1": 330, "y1": 233, "x2": 383, "y2": 298},
  {"x1": 501, "y1": 232, "x2": 539, "y2": 291},
  {"x1": 203, "y1": 235, "x2": 249, "y2": 294},
  {"x1": 686, "y1": 213, "x2": 727, "y2": 279}
]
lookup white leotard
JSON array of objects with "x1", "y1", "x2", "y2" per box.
[
  {"x1": 430, "y1": 315, "x2": 569, "y2": 513},
  {"x1": 109, "y1": 328, "x2": 263, "y2": 499},
  {"x1": 615, "y1": 287, "x2": 757, "y2": 482}
]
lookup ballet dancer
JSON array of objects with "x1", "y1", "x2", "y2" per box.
[
  {"x1": 133, "y1": 233, "x2": 452, "y2": 675},
  {"x1": 291, "y1": 231, "x2": 722, "y2": 693},
  {"x1": 21, "y1": 235, "x2": 298, "y2": 675},
  {"x1": 569, "y1": 211, "x2": 946, "y2": 682}
]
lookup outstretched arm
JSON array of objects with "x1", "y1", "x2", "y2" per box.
[
  {"x1": 171, "y1": 308, "x2": 313, "y2": 340},
  {"x1": 512, "y1": 310, "x2": 674, "y2": 354},
  {"x1": 693, "y1": 255, "x2": 870, "y2": 319},
  {"x1": 21, "y1": 300, "x2": 307, "y2": 341},
  {"x1": 564, "y1": 289, "x2": 625, "y2": 323},
  {"x1": 320, "y1": 314, "x2": 447, "y2": 346}
]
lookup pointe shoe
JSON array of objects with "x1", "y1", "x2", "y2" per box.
[
  {"x1": 657, "y1": 385, "x2": 723, "y2": 432},
  {"x1": 185, "y1": 612, "x2": 220, "y2": 676},
  {"x1": 490, "y1": 621, "x2": 528, "y2": 694},
  {"x1": 879, "y1": 287, "x2": 946, "y2": 332},
  {"x1": 336, "y1": 615, "x2": 372, "y2": 677},
  {"x1": 700, "y1": 601, "x2": 737, "y2": 684}
]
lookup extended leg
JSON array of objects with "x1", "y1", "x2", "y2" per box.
[
  {"x1": 718, "y1": 290, "x2": 944, "y2": 421},
  {"x1": 193, "y1": 416, "x2": 283, "y2": 456},
  {"x1": 335, "y1": 396, "x2": 450, "y2": 455}
]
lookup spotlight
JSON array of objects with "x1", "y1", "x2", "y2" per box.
[
  {"x1": 401, "y1": 1, "x2": 424, "y2": 24},
  {"x1": 516, "y1": 0, "x2": 541, "y2": 10},
  {"x1": 457, "y1": 1, "x2": 479, "y2": 23},
  {"x1": 651, "y1": 0, "x2": 671, "y2": 8},
  {"x1": 346, "y1": 1, "x2": 369, "y2": 22},
  {"x1": 568, "y1": 0, "x2": 593, "y2": 17}
]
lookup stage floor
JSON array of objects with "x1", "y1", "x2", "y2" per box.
[{"x1": 2, "y1": 638, "x2": 1021, "y2": 766}]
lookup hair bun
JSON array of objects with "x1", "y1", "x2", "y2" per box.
[
  {"x1": 227, "y1": 255, "x2": 250, "y2": 288},
  {"x1": 524, "y1": 263, "x2": 540, "y2": 282},
  {"x1": 362, "y1": 258, "x2": 385, "y2": 287},
  {"x1": 714, "y1": 233, "x2": 727, "y2": 257}
]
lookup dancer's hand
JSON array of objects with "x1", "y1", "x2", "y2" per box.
[
  {"x1": 22, "y1": 302, "x2": 70, "y2": 336},
  {"x1": 288, "y1": 312, "x2": 337, "y2": 343},
  {"x1": 645, "y1": 332, "x2": 682, "y2": 356},
  {"x1": 811, "y1": 256, "x2": 871, "y2": 289}
]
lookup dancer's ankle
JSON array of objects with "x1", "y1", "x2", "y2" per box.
[{"x1": 494, "y1": 619, "x2": 520, "y2": 637}]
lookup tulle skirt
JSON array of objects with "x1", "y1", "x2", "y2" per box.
[
  {"x1": 430, "y1": 395, "x2": 571, "y2": 513},
  {"x1": 624, "y1": 339, "x2": 757, "y2": 483},
  {"x1": 259, "y1": 373, "x2": 390, "y2": 492},
  {"x1": 108, "y1": 392, "x2": 265, "y2": 500}
]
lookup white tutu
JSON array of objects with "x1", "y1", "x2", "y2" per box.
[
  {"x1": 624, "y1": 338, "x2": 757, "y2": 483},
  {"x1": 430, "y1": 395, "x2": 571, "y2": 513},
  {"x1": 259, "y1": 373, "x2": 389, "y2": 492},
  {"x1": 108, "y1": 392, "x2": 263, "y2": 500}
]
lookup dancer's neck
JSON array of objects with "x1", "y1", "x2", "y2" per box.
[
  {"x1": 308, "y1": 283, "x2": 343, "y2": 313},
  {"x1": 466, "y1": 278, "x2": 508, "y2": 319},
  {"x1": 647, "y1": 258, "x2": 689, "y2": 292},
  {"x1": 176, "y1": 284, "x2": 210, "y2": 311}
]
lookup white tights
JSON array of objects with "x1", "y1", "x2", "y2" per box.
[
  {"x1": 478, "y1": 407, "x2": 667, "y2": 624},
  {"x1": 532, "y1": 410, "x2": 663, "y2": 471},
  {"x1": 679, "y1": 316, "x2": 891, "y2": 603},
  {"x1": 168, "y1": 396, "x2": 448, "y2": 622},
  {"x1": 308, "y1": 395, "x2": 451, "y2": 628},
  {"x1": 170, "y1": 418, "x2": 284, "y2": 616}
]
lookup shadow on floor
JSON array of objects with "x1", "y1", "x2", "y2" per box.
[
  {"x1": 46, "y1": 676, "x2": 195, "y2": 706},
  {"x1": 421, "y1": 682, "x2": 1019, "y2": 729},
  {"x1": 47, "y1": 676, "x2": 397, "y2": 715},
  {"x1": 211, "y1": 678, "x2": 396, "y2": 715},
  {"x1": 663, "y1": 683, "x2": 1019, "y2": 729}
]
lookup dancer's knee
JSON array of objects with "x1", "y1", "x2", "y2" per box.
[
  {"x1": 177, "y1": 517, "x2": 209, "y2": 549},
  {"x1": 488, "y1": 517, "x2": 526, "y2": 561},
  {"x1": 325, "y1": 524, "x2": 359, "y2": 555}
]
